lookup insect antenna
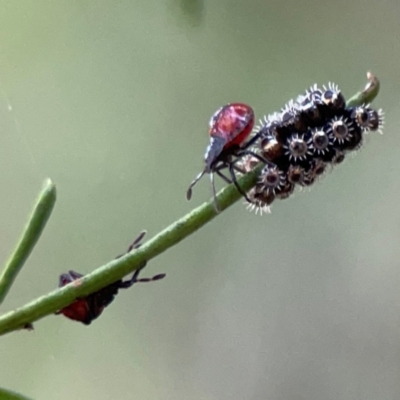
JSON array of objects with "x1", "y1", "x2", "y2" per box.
[{"x1": 186, "y1": 169, "x2": 206, "y2": 200}]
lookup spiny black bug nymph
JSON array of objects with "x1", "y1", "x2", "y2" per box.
[
  {"x1": 351, "y1": 105, "x2": 384, "y2": 133},
  {"x1": 239, "y1": 79, "x2": 384, "y2": 214},
  {"x1": 326, "y1": 116, "x2": 354, "y2": 144},
  {"x1": 284, "y1": 133, "x2": 313, "y2": 162},
  {"x1": 321, "y1": 83, "x2": 346, "y2": 110},
  {"x1": 310, "y1": 127, "x2": 331, "y2": 155},
  {"x1": 258, "y1": 165, "x2": 286, "y2": 195}
]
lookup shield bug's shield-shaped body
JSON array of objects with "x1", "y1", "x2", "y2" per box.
[
  {"x1": 56, "y1": 232, "x2": 165, "y2": 325},
  {"x1": 186, "y1": 103, "x2": 256, "y2": 211}
]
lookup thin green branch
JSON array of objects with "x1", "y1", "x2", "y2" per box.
[
  {"x1": 0, "y1": 387, "x2": 33, "y2": 400},
  {"x1": 346, "y1": 71, "x2": 380, "y2": 107},
  {"x1": 0, "y1": 166, "x2": 261, "y2": 336},
  {"x1": 0, "y1": 73, "x2": 380, "y2": 336},
  {"x1": 0, "y1": 179, "x2": 56, "y2": 305}
]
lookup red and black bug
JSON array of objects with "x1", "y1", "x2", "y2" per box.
[
  {"x1": 186, "y1": 103, "x2": 265, "y2": 211},
  {"x1": 56, "y1": 231, "x2": 165, "y2": 325}
]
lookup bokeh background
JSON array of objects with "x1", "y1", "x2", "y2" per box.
[{"x1": 0, "y1": 1, "x2": 399, "y2": 399}]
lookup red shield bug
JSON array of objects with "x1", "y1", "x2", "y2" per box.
[
  {"x1": 186, "y1": 103, "x2": 264, "y2": 211},
  {"x1": 56, "y1": 231, "x2": 165, "y2": 325}
]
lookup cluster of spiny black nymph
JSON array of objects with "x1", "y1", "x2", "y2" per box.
[{"x1": 240, "y1": 83, "x2": 384, "y2": 214}]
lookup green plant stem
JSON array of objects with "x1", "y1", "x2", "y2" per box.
[
  {"x1": 0, "y1": 179, "x2": 56, "y2": 305},
  {"x1": 0, "y1": 166, "x2": 262, "y2": 336},
  {"x1": 346, "y1": 71, "x2": 380, "y2": 107},
  {"x1": 0, "y1": 73, "x2": 380, "y2": 336},
  {"x1": 0, "y1": 387, "x2": 33, "y2": 400}
]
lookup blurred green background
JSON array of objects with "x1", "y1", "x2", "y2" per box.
[{"x1": 0, "y1": 1, "x2": 398, "y2": 399}]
